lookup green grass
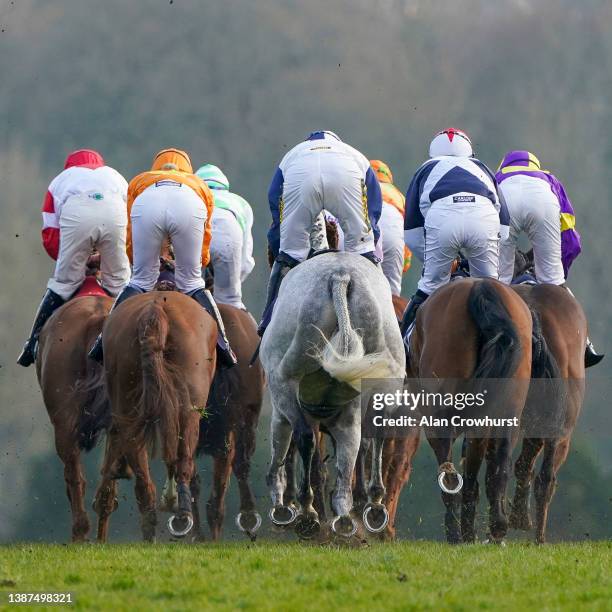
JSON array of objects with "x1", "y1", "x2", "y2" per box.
[{"x1": 0, "y1": 542, "x2": 610, "y2": 611}]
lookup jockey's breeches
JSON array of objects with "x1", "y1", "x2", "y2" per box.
[
  {"x1": 379, "y1": 204, "x2": 405, "y2": 295},
  {"x1": 418, "y1": 198, "x2": 500, "y2": 295},
  {"x1": 498, "y1": 174, "x2": 565, "y2": 285},
  {"x1": 47, "y1": 194, "x2": 129, "y2": 300},
  {"x1": 279, "y1": 152, "x2": 375, "y2": 261},
  {"x1": 210, "y1": 207, "x2": 246, "y2": 309},
  {"x1": 128, "y1": 183, "x2": 207, "y2": 293}
]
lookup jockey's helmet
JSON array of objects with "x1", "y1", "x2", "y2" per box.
[
  {"x1": 151, "y1": 149, "x2": 193, "y2": 173},
  {"x1": 196, "y1": 164, "x2": 230, "y2": 190},
  {"x1": 429, "y1": 128, "x2": 473, "y2": 158},
  {"x1": 64, "y1": 149, "x2": 104, "y2": 169}
]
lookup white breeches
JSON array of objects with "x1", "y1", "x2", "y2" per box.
[
  {"x1": 48, "y1": 194, "x2": 129, "y2": 299},
  {"x1": 129, "y1": 183, "x2": 206, "y2": 293},
  {"x1": 378, "y1": 204, "x2": 404, "y2": 295}
]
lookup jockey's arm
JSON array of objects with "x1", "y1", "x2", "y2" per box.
[
  {"x1": 364, "y1": 166, "x2": 382, "y2": 244},
  {"x1": 267, "y1": 166, "x2": 284, "y2": 259},
  {"x1": 403, "y1": 167, "x2": 429, "y2": 263},
  {"x1": 41, "y1": 190, "x2": 60, "y2": 260},
  {"x1": 496, "y1": 182, "x2": 511, "y2": 241}
]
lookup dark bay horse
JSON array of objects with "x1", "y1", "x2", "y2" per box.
[
  {"x1": 36, "y1": 282, "x2": 112, "y2": 541},
  {"x1": 407, "y1": 279, "x2": 534, "y2": 543},
  {"x1": 189, "y1": 303, "x2": 265, "y2": 541},
  {"x1": 509, "y1": 283, "x2": 586, "y2": 543},
  {"x1": 93, "y1": 291, "x2": 217, "y2": 542}
]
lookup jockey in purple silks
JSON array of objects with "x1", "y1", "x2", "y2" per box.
[{"x1": 496, "y1": 150, "x2": 602, "y2": 367}]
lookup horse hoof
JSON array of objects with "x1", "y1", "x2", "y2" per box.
[
  {"x1": 269, "y1": 505, "x2": 298, "y2": 526},
  {"x1": 438, "y1": 470, "x2": 463, "y2": 495},
  {"x1": 331, "y1": 515, "x2": 358, "y2": 538},
  {"x1": 294, "y1": 514, "x2": 321, "y2": 540},
  {"x1": 167, "y1": 514, "x2": 194, "y2": 538},
  {"x1": 483, "y1": 538, "x2": 506, "y2": 547},
  {"x1": 236, "y1": 511, "x2": 262, "y2": 534},
  {"x1": 158, "y1": 497, "x2": 178, "y2": 513},
  {"x1": 362, "y1": 503, "x2": 389, "y2": 533}
]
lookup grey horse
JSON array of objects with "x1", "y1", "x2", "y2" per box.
[{"x1": 260, "y1": 252, "x2": 405, "y2": 538}]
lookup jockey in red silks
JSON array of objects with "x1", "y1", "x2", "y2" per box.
[{"x1": 17, "y1": 149, "x2": 130, "y2": 367}]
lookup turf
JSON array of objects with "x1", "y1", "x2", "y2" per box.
[{"x1": 0, "y1": 542, "x2": 610, "y2": 611}]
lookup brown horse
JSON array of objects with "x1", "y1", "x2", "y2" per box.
[
  {"x1": 189, "y1": 304, "x2": 265, "y2": 540},
  {"x1": 509, "y1": 283, "x2": 586, "y2": 543},
  {"x1": 36, "y1": 286, "x2": 112, "y2": 541},
  {"x1": 407, "y1": 279, "x2": 534, "y2": 543},
  {"x1": 93, "y1": 291, "x2": 217, "y2": 542}
]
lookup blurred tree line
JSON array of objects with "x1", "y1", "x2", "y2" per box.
[{"x1": 0, "y1": 0, "x2": 610, "y2": 541}]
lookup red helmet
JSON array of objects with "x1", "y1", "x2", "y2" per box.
[
  {"x1": 429, "y1": 128, "x2": 473, "y2": 158},
  {"x1": 64, "y1": 149, "x2": 104, "y2": 169}
]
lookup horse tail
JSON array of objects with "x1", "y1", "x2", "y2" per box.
[
  {"x1": 317, "y1": 272, "x2": 394, "y2": 390},
  {"x1": 137, "y1": 301, "x2": 181, "y2": 464},
  {"x1": 530, "y1": 307, "x2": 561, "y2": 379},
  {"x1": 76, "y1": 357, "x2": 110, "y2": 452},
  {"x1": 467, "y1": 281, "x2": 522, "y2": 379}
]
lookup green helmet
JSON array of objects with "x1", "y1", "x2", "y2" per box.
[{"x1": 196, "y1": 164, "x2": 230, "y2": 190}]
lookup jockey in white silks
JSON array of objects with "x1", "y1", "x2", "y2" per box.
[
  {"x1": 401, "y1": 128, "x2": 510, "y2": 339},
  {"x1": 196, "y1": 164, "x2": 255, "y2": 311},
  {"x1": 496, "y1": 150, "x2": 602, "y2": 367},
  {"x1": 258, "y1": 130, "x2": 383, "y2": 337},
  {"x1": 17, "y1": 149, "x2": 130, "y2": 367}
]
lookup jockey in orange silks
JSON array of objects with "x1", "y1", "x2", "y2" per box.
[{"x1": 88, "y1": 148, "x2": 236, "y2": 367}]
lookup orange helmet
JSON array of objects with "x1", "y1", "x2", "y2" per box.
[
  {"x1": 370, "y1": 159, "x2": 393, "y2": 184},
  {"x1": 151, "y1": 148, "x2": 193, "y2": 173}
]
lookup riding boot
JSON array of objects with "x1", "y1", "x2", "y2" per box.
[
  {"x1": 189, "y1": 288, "x2": 238, "y2": 368},
  {"x1": 399, "y1": 289, "x2": 429, "y2": 338},
  {"x1": 257, "y1": 253, "x2": 300, "y2": 338},
  {"x1": 88, "y1": 285, "x2": 144, "y2": 363},
  {"x1": 17, "y1": 289, "x2": 65, "y2": 367},
  {"x1": 561, "y1": 284, "x2": 604, "y2": 368}
]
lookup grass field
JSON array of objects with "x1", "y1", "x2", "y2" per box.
[{"x1": 1, "y1": 542, "x2": 610, "y2": 611}]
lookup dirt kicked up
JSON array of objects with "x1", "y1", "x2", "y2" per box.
[{"x1": 1, "y1": 542, "x2": 610, "y2": 610}]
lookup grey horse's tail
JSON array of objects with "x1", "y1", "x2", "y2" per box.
[{"x1": 317, "y1": 272, "x2": 394, "y2": 390}]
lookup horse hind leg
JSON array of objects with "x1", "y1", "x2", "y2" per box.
[
  {"x1": 293, "y1": 416, "x2": 320, "y2": 540},
  {"x1": 206, "y1": 448, "x2": 234, "y2": 541},
  {"x1": 93, "y1": 429, "x2": 122, "y2": 543},
  {"x1": 461, "y1": 437, "x2": 487, "y2": 543},
  {"x1": 534, "y1": 437, "x2": 569, "y2": 544},
  {"x1": 362, "y1": 437, "x2": 391, "y2": 535},
  {"x1": 54, "y1": 429, "x2": 90, "y2": 542},
  {"x1": 509, "y1": 437, "x2": 544, "y2": 531},
  {"x1": 126, "y1": 446, "x2": 157, "y2": 542},
  {"x1": 484, "y1": 436, "x2": 513, "y2": 544},
  {"x1": 190, "y1": 472, "x2": 203, "y2": 541}
]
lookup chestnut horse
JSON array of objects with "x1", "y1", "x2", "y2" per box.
[
  {"x1": 190, "y1": 303, "x2": 265, "y2": 540},
  {"x1": 93, "y1": 291, "x2": 217, "y2": 542},
  {"x1": 407, "y1": 279, "x2": 534, "y2": 544},
  {"x1": 509, "y1": 283, "x2": 586, "y2": 543},
  {"x1": 36, "y1": 287, "x2": 112, "y2": 541}
]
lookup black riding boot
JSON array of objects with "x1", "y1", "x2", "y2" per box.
[
  {"x1": 562, "y1": 284, "x2": 604, "y2": 368},
  {"x1": 17, "y1": 289, "x2": 66, "y2": 367},
  {"x1": 257, "y1": 253, "x2": 299, "y2": 338},
  {"x1": 399, "y1": 289, "x2": 429, "y2": 338},
  {"x1": 189, "y1": 288, "x2": 238, "y2": 368},
  {"x1": 88, "y1": 285, "x2": 143, "y2": 363}
]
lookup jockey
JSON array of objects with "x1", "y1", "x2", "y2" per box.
[
  {"x1": 195, "y1": 164, "x2": 255, "y2": 310},
  {"x1": 88, "y1": 148, "x2": 236, "y2": 367},
  {"x1": 17, "y1": 149, "x2": 130, "y2": 367},
  {"x1": 258, "y1": 130, "x2": 383, "y2": 336},
  {"x1": 401, "y1": 128, "x2": 510, "y2": 337},
  {"x1": 496, "y1": 150, "x2": 603, "y2": 366},
  {"x1": 370, "y1": 159, "x2": 412, "y2": 295}
]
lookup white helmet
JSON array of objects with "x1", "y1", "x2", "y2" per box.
[{"x1": 429, "y1": 127, "x2": 473, "y2": 158}]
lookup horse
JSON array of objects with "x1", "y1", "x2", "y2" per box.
[
  {"x1": 406, "y1": 279, "x2": 535, "y2": 544},
  {"x1": 261, "y1": 252, "x2": 405, "y2": 539},
  {"x1": 509, "y1": 283, "x2": 587, "y2": 543},
  {"x1": 35, "y1": 274, "x2": 112, "y2": 541},
  {"x1": 93, "y1": 291, "x2": 217, "y2": 542},
  {"x1": 188, "y1": 303, "x2": 265, "y2": 541}
]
